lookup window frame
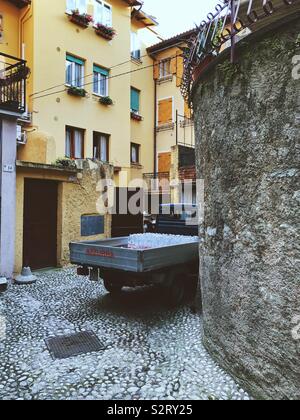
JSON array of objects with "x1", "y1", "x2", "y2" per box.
[
  {"x1": 131, "y1": 142, "x2": 140, "y2": 165},
  {"x1": 159, "y1": 58, "x2": 171, "y2": 78},
  {"x1": 131, "y1": 32, "x2": 141, "y2": 61},
  {"x1": 65, "y1": 55, "x2": 85, "y2": 88},
  {"x1": 93, "y1": 132, "x2": 110, "y2": 162},
  {"x1": 65, "y1": 126, "x2": 85, "y2": 159},
  {"x1": 93, "y1": 65, "x2": 109, "y2": 97}
]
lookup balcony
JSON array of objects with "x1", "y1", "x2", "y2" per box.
[
  {"x1": 0, "y1": 53, "x2": 29, "y2": 115},
  {"x1": 143, "y1": 172, "x2": 170, "y2": 192},
  {"x1": 5, "y1": 0, "x2": 31, "y2": 8}
]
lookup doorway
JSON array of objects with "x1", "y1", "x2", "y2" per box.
[{"x1": 23, "y1": 179, "x2": 58, "y2": 270}]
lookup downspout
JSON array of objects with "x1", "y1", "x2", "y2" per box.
[
  {"x1": 153, "y1": 78, "x2": 157, "y2": 176},
  {"x1": 19, "y1": 2, "x2": 32, "y2": 59}
]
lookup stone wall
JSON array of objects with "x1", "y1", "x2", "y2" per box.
[{"x1": 192, "y1": 18, "x2": 300, "y2": 399}]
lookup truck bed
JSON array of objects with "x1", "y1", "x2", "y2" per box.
[{"x1": 70, "y1": 237, "x2": 199, "y2": 273}]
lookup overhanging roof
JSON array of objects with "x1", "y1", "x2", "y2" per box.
[
  {"x1": 131, "y1": 8, "x2": 158, "y2": 27},
  {"x1": 147, "y1": 28, "x2": 197, "y2": 55},
  {"x1": 122, "y1": 0, "x2": 143, "y2": 6}
]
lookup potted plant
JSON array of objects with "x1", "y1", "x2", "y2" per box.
[
  {"x1": 99, "y1": 96, "x2": 113, "y2": 106},
  {"x1": 67, "y1": 86, "x2": 87, "y2": 97},
  {"x1": 69, "y1": 9, "x2": 93, "y2": 28},
  {"x1": 55, "y1": 158, "x2": 77, "y2": 169},
  {"x1": 131, "y1": 111, "x2": 143, "y2": 122},
  {"x1": 94, "y1": 23, "x2": 116, "y2": 40}
]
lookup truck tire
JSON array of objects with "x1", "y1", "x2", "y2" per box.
[
  {"x1": 103, "y1": 279, "x2": 122, "y2": 294},
  {"x1": 163, "y1": 269, "x2": 186, "y2": 307}
]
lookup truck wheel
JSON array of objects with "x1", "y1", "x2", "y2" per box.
[
  {"x1": 164, "y1": 271, "x2": 186, "y2": 307},
  {"x1": 103, "y1": 279, "x2": 122, "y2": 294}
]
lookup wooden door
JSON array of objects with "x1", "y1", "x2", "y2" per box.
[{"x1": 23, "y1": 179, "x2": 58, "y2": 270}]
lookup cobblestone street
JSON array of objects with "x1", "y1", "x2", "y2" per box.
[{"x1": 0, "y1": 269, "x2": 250, "y2": 400}]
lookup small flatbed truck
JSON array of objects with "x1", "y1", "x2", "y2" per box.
[{"x1": 70, "y1": 204, "x2": 199, "y2": 306}]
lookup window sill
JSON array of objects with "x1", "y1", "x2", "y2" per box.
[
  {"x1": 131, "y1": 163, "x2": 143, "y2": 169},
  {"x1": 131, "y1": 56, "x2": 143, "y2": 65},
  {"x1": 156, "y1": 123, "x2": 175, "y2": 132},
  {"x1": 157, "y1": 75, "x2": 173, "y2": 84}
]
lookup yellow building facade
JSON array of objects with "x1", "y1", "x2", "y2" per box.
[
  {"x1": 147, "y1": 30, "x2": 196, "y2": 204},
  {"x1": 0, "y1": 0, "x2": 158, "y2": 272}
]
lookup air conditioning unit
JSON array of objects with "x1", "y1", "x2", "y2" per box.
[{"x1": 16, "y1": 125, "x2": 27, "y2": 145}]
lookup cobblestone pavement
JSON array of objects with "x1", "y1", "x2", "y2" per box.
[{"x1": 0, "y1": 269, "x2": 251, "y2": 400}]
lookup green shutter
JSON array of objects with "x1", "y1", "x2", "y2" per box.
[
  {"x1": 93, "y1": 65, "x2": 109, "y2": 76},
  {"x1": 131, "y1": 88, "x2": 140, "y2": 112},
  {"x1": 66, "y1": 55, "x2": 85, "y2": 66}
]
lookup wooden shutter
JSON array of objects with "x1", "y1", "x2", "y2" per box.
[
  {"x1": 158, "y1": 152, "x2": 171, "y2": 173},
  {"x1": 158, "y1": 98, "x2": 173, "y2": 125},
  {"x1": 153, "y1": 60, "x2": 159, "y2": 80},
  {"x1": 176, "y1": 54, "x2": 184, "y2": 87},
  {"x1": 184, "y1": 100, "x2": 191, "y2": 119}
]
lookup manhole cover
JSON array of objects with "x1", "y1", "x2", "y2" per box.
[{"x1": 45, "y1": 331, "x2": 106, "y2": 360}]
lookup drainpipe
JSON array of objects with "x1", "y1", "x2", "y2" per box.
[
  {"x1": 153, "y1": 79, "x2": 157, "y2": 176},
  {"x1": 19, "y1": 2, "x2": 32, "y2": 59}
]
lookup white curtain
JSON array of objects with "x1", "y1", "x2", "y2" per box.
[
  {"x1": 100, "y1": 136, "x2": 108, "y2": 161},
  {"x1": 65, "y1": 130, "x2": 71, "y2": 158},
  {"x1": 74, "y1": 130, "x2": 83, "y2": 158}
]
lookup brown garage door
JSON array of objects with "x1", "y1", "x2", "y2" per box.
[{"x1": 23, "y1": 179, "x2": 58, "y2": 270}]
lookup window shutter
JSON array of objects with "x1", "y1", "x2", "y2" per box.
[
  {"x1": 67, "y1": 55, "x2": 84, "y2": 66},
  {"x1": 93, "y1": 65, "x2": 109, "y2": 76},
  {"x1": 78, "y1": 0, "x2": 87, "y2": 14},
  {"x1": 103, "y1": 4, "x2": 112, "y2": 27},
  {"x1": 131, "y1": 88, "x2": 140, "y2": 113},
  {"x1": 158, "y1": 98, "x2": 173, "y2": 125},
  {"x1": 176, "y1": 54, "x2": 184, "y2": 87},
  {"x1": 153, "y1": 61, "x2": 159, "y2": 80},
  {"x1": 94, "y1": 0, "x2": 103, "y2": 24},
  {"x1": 170, "y1": 56, "x2": 177, "y2": 74},
  {"x1": 66, "y1": 0, "x2": 76, "y2": 13}
]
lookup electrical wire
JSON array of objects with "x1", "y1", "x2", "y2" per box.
[
  {"x1": 29, "y1": 53, "x2": 149, "y2": 98},
  {"x1": 31, "y1": 53, "x2": 183, "y2": 101}
]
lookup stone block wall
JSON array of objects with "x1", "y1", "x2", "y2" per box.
[{"x1": 192, "y1": 18, "x2": 300, "y2": 399}]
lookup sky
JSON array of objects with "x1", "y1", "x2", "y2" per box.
[{"x1": 143, "y1": 0, "x2": 218, "y2": 39}]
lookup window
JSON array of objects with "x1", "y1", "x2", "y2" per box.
[
  {"x1": 66, "y1": 0, "x2": 87, "y2": 14},
  {"x1": 131, "y1": 143, "x2": 140, "y2": 164},
  {"x1": 93, "y1": 132, "x2": 109, "y2": 162},
  {"x1": 65, "y1": 126, "x2": 84, "y2": 159},
  {"x1": 66, "y1": 55, "x2": 84, "y2": 87},
  {"x1": 93, "y1": 65, "x2": 109, "y2": 96},
  {"x1": 159, "y1": 59, "x2": 171, "y2": 78},
  {"x1": 94, "y1": 0, "x2": 112, "y2": 26},
  {"x1": 131, "y1": 32, "x2": 141, "y2": 60},
  {"x1": 157, "y1": 97, "x2": 174, "y2": 126},
  {"x1": 131, "y1": 87, "x2": 140, "y2": 114}
]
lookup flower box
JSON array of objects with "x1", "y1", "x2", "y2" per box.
[
  {"x1": 69, "y1": 10, "x2": 93, "y2": 28},
  {"x1": 67, "y1": 86, "x2": 87, "y2": 97},
  {"x1": 131, "y1": 111, "x2": 143, "y2": 122},
  {"x1": 95, "y1": 23, "x2": 116, "y2": 40},
  {"x1": 1, "y1": 100, "x2": 20, "y2": 111},
  {"x1": 99, "y1": 96, "x2": 113, "y2": 106}
]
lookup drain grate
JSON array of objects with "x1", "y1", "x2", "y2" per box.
[{"x1": 45, "y1": 331, "x2": 106, "y2": 360}]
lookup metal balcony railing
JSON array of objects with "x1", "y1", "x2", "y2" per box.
[
  {"x1": 181, "y1": 0, "x2": 300, "y2": 104},
  {"x1": 143, "y1": 172, "x2": 170, "y2": 192},
  {"x1": 0, "y1": 53, "x2": 29, "y2": 114}
]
